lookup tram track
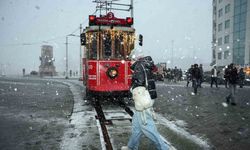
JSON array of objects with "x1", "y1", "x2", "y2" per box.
[
  {"x1": 94, "y1": 100, "x2": 113, "y2": 150},
  {"x1": 61, "y1": 80, "x2": 212, "y2": 150},
  {"x1": 93, "y1": 98, "x2": 133, "y2": 150}
]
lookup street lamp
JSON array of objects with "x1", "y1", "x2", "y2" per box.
[{"x1": 65, "y1": 34, "x2": 81, "y2": 79}]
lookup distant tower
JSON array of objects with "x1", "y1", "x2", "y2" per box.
[{"x1": 39, "y1": 45, "x2": 56, "y2": 76}]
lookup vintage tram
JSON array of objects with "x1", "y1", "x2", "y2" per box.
[{"x1": 80, "y1": 1, "x2": 140, "y2": 99}]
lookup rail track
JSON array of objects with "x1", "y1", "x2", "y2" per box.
[{"x1": 93, "y1": 98, "x2": 133, "y2": 150}]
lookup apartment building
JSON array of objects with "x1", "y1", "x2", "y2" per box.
[{"x1": 212, "y1": 0, "x2": 250, "y2": 67}]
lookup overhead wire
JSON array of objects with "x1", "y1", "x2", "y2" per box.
[{"x1": 0, "y1": 8, "x2": 98, "y2": 47}]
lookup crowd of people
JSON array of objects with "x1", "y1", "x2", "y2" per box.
[
  {"x1": 155, "y1": 66, "x2": 183, "y2": 82},
  {"x1": 185, "y1": 63, "x2": 247, "y2": 105}
]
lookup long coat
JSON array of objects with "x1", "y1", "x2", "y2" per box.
[
  {"x1": 227, "y1": 67, "x2": 238, "y2": 84},
  {"x1": 130, "y1": 56, "x2": 157, "y2": 99}
]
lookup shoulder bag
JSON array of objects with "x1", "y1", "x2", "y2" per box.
[{"x1": 132, "y1": 64, "x2": 153, "y2": 111}]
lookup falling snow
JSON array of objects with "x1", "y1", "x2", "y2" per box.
[{"x1": 222, "y1": 102, "x2": 228, "y2": 107}]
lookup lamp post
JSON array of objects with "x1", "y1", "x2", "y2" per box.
[
  {"x1": 171, "y1": 40, "x2": 174, "y2": 68},
  {"x1": 65, "y1": 36, "x2": 69, "y2": 79},
  {"x1": 80, "y1": 24, "x2": 82, "y2": 79},
  {"x1": 65, "y1": 34, "x2": 81, "y2": 79}
]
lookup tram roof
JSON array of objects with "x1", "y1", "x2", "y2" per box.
[{"x1": 83, "y1": 25, "x2": 135, "y2": 33}]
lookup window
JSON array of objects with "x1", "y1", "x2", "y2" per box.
[
  {"x1": 225, "y1": 4, "x2": 230, "y2": 14},
  {"x1": 224, "y1": 35, "x2": 229, "y2": 44},
  {"x1": 235, "y1": 0, "x2": 241, "y2": 7},
  {"x1": 218, "y1": 23, "x2": 223, "y2": 31},
  {"x1": 234, "y1": 23, "x2": 240, "y2": 32},
  {"x1": 239, "y1": 31, "x2": 246, "y2": 40},
  {"x1": 234, "y1": 6, "x2": 241, "y2": 15},
  {"x1": 240, "y1": 21, "x2": 246, "y2": 30},
  {"x1": 241, "y1": 3, "x2": 247, "y2": 13},
  {"x1": 240, "y1": 13, "x2": 247, "y2": 22},
  {"x1": 241, "y1": 0, "x2": 247, "y2": 4},
  {"x1": 213, "y1": 6, "x2": 217, "y2": 15},
  {"x1": 218, "y1": 37, "x2": 222, "y2": 46},
  {"x1": 89, "y1": 33, "x2": 97, "y2": 59},
  {"x1": 218, "y1": 8, "x2": 223, "y2": 17},
  {"x1": 234, "y1": 15, "x2": 240, "y2": 23},
  {"x1": 225, "y1": 19, "x2": 230, "y2": 29},
  {"x1": 103, "y1": 33, "x2": 112, "y2": 58},
  {"x1": 224, "y1": 51, "x2": 230, "y2": 59},
  {"x1": 218, "y1": 52, "x2": 222, "y2": 60}
]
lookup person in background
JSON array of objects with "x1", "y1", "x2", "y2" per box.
[
  {"x1": 238, "y1": 68, "x2": 245, "y2": 88},
  {"x1": 191, "y1": 64, "x2": 201, "y2": 95},
  {"x1": 211, "y1": 66, "x2": 219, "y2": 88},
  {"x1": 224, "y1": 65, "x2": 229, "y2": 88},
  {"x1": 173, "y1": 66, "x2": 178, "y2": 83},
  {"x1": 122, "y1": 56, "x2": 169, "y2": 150},
  {"x1": 226, "y1": 63, "x2": 238, "y2": 106},
  {"x1": 198, "y1": 64, "x2": 204, "y2": 88},
  {"x1": 186, "y1": 65, "x2": 193, "y2": 87},
  {"x1": 22, "y1": 68, "x2": 25, "y2": 77}
]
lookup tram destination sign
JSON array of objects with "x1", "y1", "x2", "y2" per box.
[{"x1": 89, "y1": 12, "x2": 133, "y2": 26}]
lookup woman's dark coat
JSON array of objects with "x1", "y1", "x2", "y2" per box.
[{"x1": 130, "y1": 56, "x2": 157, "y2": 99}]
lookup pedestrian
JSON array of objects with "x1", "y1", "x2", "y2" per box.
[
  {"x1": 238, "y1": 68, "x2": 245, "y2": 88},
  {"x1": 210, "y1": 66, "x2": 219, "y2": 88},
  {"x1": 226, "y1": 63, "x2": 238, "y2": 106},
  {"x1": 224, "y1": 65, "x2": 229, "y2": 88},
  {"x1": 22, "y1": 68, "x2": 25, "y2": 77},
  {"x1": 198, "y1": 64, "x2": 204, "y2": 88},
  {"x1": 173, "y1": 66, "x2": 178, "y2": 83},
  {"x1": 186, "y1": 65, "x2": 193, "y2": 87},
  {"x1": 122, "y1": 56, "x2": 169, "y2": 150},
  {"x1": 179, "y1": 69, "x2": 183, "y2": 81},
  {"x1": 191, "y1": 64, "x2": 201, "y2": 95}
]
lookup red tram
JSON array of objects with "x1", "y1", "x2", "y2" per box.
[{"x1": 80, "y1": 1, "x2": 139, "y2": 99}]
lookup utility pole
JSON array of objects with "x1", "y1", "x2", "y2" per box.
[
  {"x1": 193, "y1": 48, "x2": 196, "y2": 63},
  {"x1": 171, "y1": 40, "x2": 174, "y2": 68},
  {"x1": 65, "y1": 36, "x2": 69, "y2": 79},
  {"x1": 80, "y1": 24, "x2": 82, "y2": 79},
  {"x1": 131, "y1": 0, "x2": 134, "y2": 19}
]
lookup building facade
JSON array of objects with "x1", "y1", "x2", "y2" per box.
[{"x1": 212, "y1": 0, "x2": 250, "y2": 68}]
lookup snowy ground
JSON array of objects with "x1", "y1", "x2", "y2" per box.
[{"x1": 1, "y1": 77, "x2": 248, "y2": 150}]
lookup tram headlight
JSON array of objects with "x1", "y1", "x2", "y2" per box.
[{"x1": 107, "y1": 67, "x2": 118, "y2": 79}]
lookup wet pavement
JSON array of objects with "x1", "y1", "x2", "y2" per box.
[
  {"x1": 154, "y1": 81, "x2": 250, "y2": 150},
  {"x1": 0, "y1": 77, "x2": 74, "y2": 150},
  {"x1": 1, "y1": 76, "x2": 250, "y2": 150}
]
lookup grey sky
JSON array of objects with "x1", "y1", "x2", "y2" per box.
[{"x1": 0, "y1": 0, "x2": 212, "y2": 75}]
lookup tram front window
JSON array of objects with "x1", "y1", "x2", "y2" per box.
[
  {"x1": 115, "y1": 34, "x2": 124, "y2": 58},
  {"x1": 87, "y1": 31, "x2": 134, "y2": 60},
  {"x1": 103, "y1": 33, "x2": 112, "y2": 58},
  {"x1": 91, "y1": 38, "x2": 97, "y2": 58},
  {"x1": 87, "y1": 32, "x2": 97, "y2": 59}
]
